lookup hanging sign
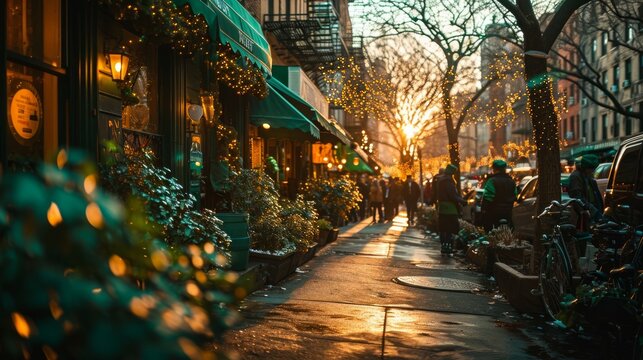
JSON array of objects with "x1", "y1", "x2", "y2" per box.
[{"x1": 9, "y1": 82, "x2": 42, "y2": 144}]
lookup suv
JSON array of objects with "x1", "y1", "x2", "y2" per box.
[
  {"x1": 604, "y1": 134, "x2": 643, "y2": 227},
  {"x1": 512, "y1": 174, "x2": 570, "y2": 241},
  {"x1": 593, "y1": 162, "x2": 612, "y2": 197}
]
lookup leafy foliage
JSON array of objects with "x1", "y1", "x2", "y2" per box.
[
  {"x1": 229, "y1": 169, "x2": 317, "y2": 252},
  {"x1": 0, "y1": 151, "x2": 241, "y2": 359},
  {"x1": 280, "y1": 196, "x2": 319, "y2": 251},
  {"x1": 317, "y1": 218, "x2": 333, "y2": 231},
  {"x1": 301, "y1": 176, "x2": 362, "y2": 226},
  {"x1": 100, "y1": 148, "x2": 230, "y2": 251},
  {"x1": 416, "y1": 205, "x2": 439, "y2": 232}
]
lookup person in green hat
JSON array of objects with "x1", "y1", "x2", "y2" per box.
[
  {"x1": 481, "y1": 159, "x2": 517, "y2": 232},
  {"x1": 434, "y1": 164, "x2": 466, "y2": 255},
  {"x1": 569, "y1": 154, "x2": 603, "y2": 221}
]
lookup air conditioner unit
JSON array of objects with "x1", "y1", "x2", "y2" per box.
[
  {"x1": 611, "y1": 84, "x2": 619, "y2": 93},
  {"x1": 565, "y1": 131, "x2": 574, "y2": 140},
  {"x1": 581, "y1": 98, "x2": 588, "y2": 106},
  {"x1": 568, "y1": 96, "x2": 575, "y2": 105},
  {"x1": 623, "y1": 79, "x2": 631, "y2": 88}
]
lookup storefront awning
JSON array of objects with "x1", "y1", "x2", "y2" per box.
[
  {"x1": 250, "y1": 84, "x2": 320, "y2": 139},
  {"x1": 174, "y1": 0, "x2": 272, "y2": 74},
  {"x1": 564, "y1": 139, "x2": 621, "y2": 159},
  {"x1": 335, "y1": 143, "x2": 374, "y2": 174},
  {"x1": 267, "y1": 77, "x2": 353, "y2": 145}
]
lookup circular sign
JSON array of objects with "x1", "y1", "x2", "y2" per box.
[{"x1": 9, "y1": 83, "x2": 42, "y2": 143}]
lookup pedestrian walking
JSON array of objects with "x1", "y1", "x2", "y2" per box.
[
  {"x1": 382, "y1": 179, "x2": 394, "y2": 221},
  {"x1": 369, "y1": 178, "x2": 384, "y2": 223},
  {"x1": 402, "y1": 174, "x2": 421, "y2": 225},
  {"x1": 391, "y1": 177, "x2": 402, "y2": 218},
  {"x1": 569, "y1": 154, "x2": 603, "y2": 222},
  {"x1": 481, "y1": 159, "x2": 517, "y2": 232},
  {"x1": 357, "y1": 175, "x2": 370, "y2": 221},
  {"x1": 422, "y1": 176, "x2": 432, "y2": 206},
  {"x1": 435, "y1": 164, "x2": 466, "y2": 254}
]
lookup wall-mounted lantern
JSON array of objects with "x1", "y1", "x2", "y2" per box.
[
  {"x1": 262, "y1": 123, "x2": 271, "y2": 129},
  {"x1": 106, "y1": 48, "x2": 130, "y2": 82}
]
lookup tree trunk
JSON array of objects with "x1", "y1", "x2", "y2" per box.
[
  {"x1": 523, "y1": 36, "x2": 562, "y2": 274},
  {"x1": 441, "y1": 69, "x2": 461, "y2": 190}
]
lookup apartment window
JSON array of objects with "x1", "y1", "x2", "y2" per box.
[
  {"x1": 602, "y1": 70, "x2": 608, "y2": 89},
  {"x1": 601, "y1": 114, "x2": 608, "y2": 140},
  {"x1": 601, "y1": 32, "x2": 608, "y2": 55},
  {"x1": 613, "y1": 65, "x2": 620, "y2": 88},
  {"x1": 591, "y1": 116, "x2": 597, "y2": 142},
  {"x1": 625, "y1": 106, "x2": 633, "y2": 136},
  {"x1": 591, "y1": 39, "x2": 597, "y2": 62},
  {"x1": 582, "y1": 118, "x2": 588, "y2": 139},
  {"x1": 625, "y1": 25, "x2": 634, "y2": 43},
  {"x1": 613, "y1": 113, "x2": 619, "y2": 138},
  {"x1": 625, "y1": 58, "x2": 632, "y2": 84},
  {"x1": 562, "y1": 118, "x2": 567, "y2": 139}
]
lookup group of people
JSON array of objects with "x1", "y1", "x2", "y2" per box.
[
  {"x1": 353, "y1": 175, "x2": 422, "y2": 225},
  {"x1": 425, "y1": 160, "x2": 518, "y2": 255}
]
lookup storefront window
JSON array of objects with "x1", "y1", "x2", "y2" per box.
[
  {"x1": 6, "y1": 0, "x2": 61, "y2": 67},
  {"x1": 6, "y1": 0, "x2": 62, "y2": 168}
]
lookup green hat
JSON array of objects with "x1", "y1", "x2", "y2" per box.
[
  {"x1": 492, "y1": 159, "x2": 508, "y2": 169},
  {"x1": 445, "y1": 164, "x2": 458, "y2": 175},
  {"x1": 580, "y1": 154, "x2": 599, "y2": 169}
]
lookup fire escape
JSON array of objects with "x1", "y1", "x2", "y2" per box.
[{"x1": 263, "y1": 0, "x2": 350, "y2": 76}]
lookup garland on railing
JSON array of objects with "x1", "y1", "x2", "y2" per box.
[
  {"x1": 214, "y1": 44, "x2": 268, "y2": 99},
  {"x1": 98, "y1": 0, "x2": 210, "y2": 57}
]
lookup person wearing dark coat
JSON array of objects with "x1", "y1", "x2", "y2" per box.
[
  {"x1": 436, "y1": 164, "x2": 466, "y2": 254},
  {"x1": 481, "y1": 159, "x2": 517, "y2": 232},
  {"x1": 402, "y1": 175, "x2": 422, "y2": 225},
  {"x1": 422, "y1": 177, "x2": 432, "y2": 206},
  {"x1": 568, "y1": 154, "x2": 603, "y2": 222},
  {"x1": 357, "y1": 176, "x2": 370, "y2": 220},
  {"x1": 390, "y1": 177, "x2": 403, "y2": 219}
]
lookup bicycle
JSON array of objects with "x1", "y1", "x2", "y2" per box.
[{"x1": 534, "y1": 198, "x2": 591, "y2": 320}]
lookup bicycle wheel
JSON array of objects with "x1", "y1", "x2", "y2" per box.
[{"x1": 539, "y1": 241, "x2": 573, "y2": 321}]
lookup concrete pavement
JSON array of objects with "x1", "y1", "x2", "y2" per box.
[{"x1": 214, "y1": 213, "x2": 600, "y2": 359}]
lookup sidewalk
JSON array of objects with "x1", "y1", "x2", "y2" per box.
[{"x1": 214, "y1": 213, "x2": 593, "y2": 359}]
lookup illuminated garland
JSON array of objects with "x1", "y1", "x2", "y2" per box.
[
  {"x1": 98, "y1": 0, "x2": 210, "y2": 57},
  {"x1": 214, "y1": 44, "x2": 268, "y2": 98},
  {"x1": 216, "y1": 123, "x2": 241, "y2": 174}
]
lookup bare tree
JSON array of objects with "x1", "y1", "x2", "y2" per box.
[
  {"x1": 494, "y1": 0, "x2": 593, "y2": 273},
  {"x1": 494, "y1": 0, "x2": 592, "y2": 211},
  {"x1": 549, "y1": 0, "x2": 642, "y2": 120},
  {"x1": 368, "y1": 36, "x2": 442, "y2": 165},
  {"x1": 355, "y1": 0, "x2": 495, "y2": 172}
]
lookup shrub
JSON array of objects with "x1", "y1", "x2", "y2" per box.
[
  {"x1": 487, "y1": 225, "x2": 520, "y2": 248},
  {"x1": 280, "y1": 195, "x2": 318, "y2": 251},
  {"x1": 0, "y1": 151, "x2": 240, "y2": 359},
  {"x1": 302, "y1": 176, "x2": 361, "y2": 226},
  {"x1": 317, "y1": 219, "x2": 333, "y2": 231},
  {"x1": 100, "y1": 148, "x2": 230, "y2": 251},
  {"x1": 416, "y1": 205, "x2": 438, "y2": 232}
]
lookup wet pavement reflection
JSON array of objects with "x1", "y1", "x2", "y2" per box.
[{"x1": 214, "y1": 213, "x2": 605, "y2": 359}]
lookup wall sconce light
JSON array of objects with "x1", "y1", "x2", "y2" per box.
[
  {"x1": 106, "y1": 48, "x2": 130, "y2": 82},
  {"x1": 337, "y1": 164, "x2": 343, "y2": 171},
  {"x1": 262, "y1": 123, "x2": 271, "y2": 129}
]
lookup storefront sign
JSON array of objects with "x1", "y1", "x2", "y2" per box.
[{"x1": 9, "y1": 83, "x2": 42, "y2": 143}]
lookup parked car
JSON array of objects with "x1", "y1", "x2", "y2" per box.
[
  {"x1": 604, "y1": 134, "x2": 643, "y2": 227},
  {"x1": 593, "y1": 162, "x2": 612, "y2": 197},
  {"x1": 512, "y1": 174, "x2": 570, "y2": 241},
  {"x1": 517, "y1": 175, "x2": 533, "y2": 193},
  {"x1": 462, "y1": 189, "x2": 484, "y2": 226}
]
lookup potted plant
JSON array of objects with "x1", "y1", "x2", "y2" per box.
[
  {"x1": 301, "y1": 176, "x2": 362, "y2": 228},
  {"x1": 317, "y1": 218, "x2": 333, "y2": 246}
]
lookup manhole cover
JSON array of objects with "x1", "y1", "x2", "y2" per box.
[{"x1": 394, "y1": 276, "x2": 481, "y2": 292}]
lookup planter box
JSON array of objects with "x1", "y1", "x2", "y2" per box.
[
  {"x1": 494, "y1": 262, "x2": 543, "y2": 314},
  {"x1": 250, "y1": 250, "x2": 296, "y2": 285},
  {"x1": 327, "y1": 229, "x2": 339, "y2": 243},
  {"x1": 495, "y1": 245, "x2": 532, "y2": 266},
  {"x1": 466, "y1": 246, "x2": 489, "y2": 269},
  {"x1": 216, "y1": 212, "x2": 250, "y2": 271},
  {"x1": 296, "y1": 244, "x2": 318, "y2": 268},
  {"x1": 317, "y1": 230, "x2": 330, "y2": 246}
]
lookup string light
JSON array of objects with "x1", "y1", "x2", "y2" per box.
[{"x1": 214, "y1": 44, "x2": 268, "y2": 98}]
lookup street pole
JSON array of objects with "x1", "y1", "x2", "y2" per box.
[{"x1": 418, "y1": 144, "x2": 424, "y2": 204}]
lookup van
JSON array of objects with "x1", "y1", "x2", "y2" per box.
[{"x1": 604, "y1": 133, "x2": 643, "y2": 226}]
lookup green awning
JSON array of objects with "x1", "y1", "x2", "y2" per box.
[
  {"x1": 267, "y1": 77, "x2": 353, "y2": 145},
  {"x1": 174, "y1": 0, "x2": 272, "y2": 74},
  {"x1": 569, "y1": 139, "x2": 620, "y2": 157},
  {"x1": 250, "y1": 84, "x2": 320, "y2": 139},
  {"x1": 335, "y1": 143, "x2": 373, "y2": 174}
]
